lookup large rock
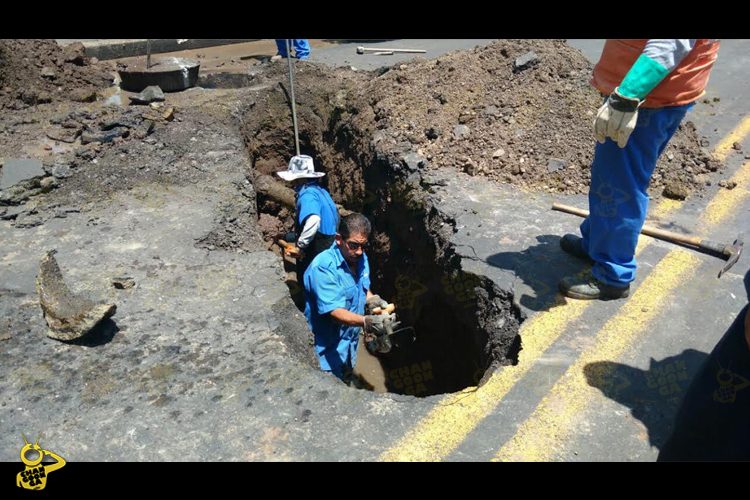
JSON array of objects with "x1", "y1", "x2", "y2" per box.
[{"x1": 35, "y1": 250, "x2": 116, "y2": 341}]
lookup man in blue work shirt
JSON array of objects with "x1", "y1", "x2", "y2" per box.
[
  {"x1": 277, "y1": 155, "x2": 340, "y2": 284},
  {"x1": 303, "y1": 213, "x2": 395, "y2": 381}
]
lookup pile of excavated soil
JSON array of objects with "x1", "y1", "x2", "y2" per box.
[
  {"x1": 360, "y1": 39, "x2": 723, "y2": 199},
  {"x1": 0, "y1": 40, "x2": 113, "y2": 109}
]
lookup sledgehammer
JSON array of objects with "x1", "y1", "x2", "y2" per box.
[
  {"x1": 552, "y1": 202, "x2": 744, "y2": 278},
  {"x1": 356, "y1": 46, "x2": 426, "y2": 55}
]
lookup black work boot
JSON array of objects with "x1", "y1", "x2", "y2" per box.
[
  {"x1": 560, "y1": 234, "x2": 593, "y2": 262},
  {"x1": 559, "y1": 271, "x2": 630, "y2": 300}
]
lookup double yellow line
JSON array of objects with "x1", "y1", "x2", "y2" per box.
[{"x1": 381, "y1": 115, "x2": 750, "y2": 462}]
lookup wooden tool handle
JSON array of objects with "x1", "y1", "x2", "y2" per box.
[{"x1": 551, "y1": 202, "x2": 702, "y2": 247}]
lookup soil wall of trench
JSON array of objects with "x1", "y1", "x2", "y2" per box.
[{"x1": 239, "y1": 62, "x2": 522, "y2": 396}]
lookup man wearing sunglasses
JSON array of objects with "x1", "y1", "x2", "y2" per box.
[{"x1": 303, "y1": 213, "x2": 396, "y2": 381}]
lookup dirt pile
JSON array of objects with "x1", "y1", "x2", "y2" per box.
[
  {"x1": 361, "y1": 39, "x2": 723, "y2": 198},
  {"x1": 0, "y1": 40, "x2": 113, "y2": 109}
]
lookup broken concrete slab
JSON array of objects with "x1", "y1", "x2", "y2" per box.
[
  {"x1": 36, "y1": 249, "x2": 117, "y2": 341},
  {"x1": 0, "y1": 182, "x2": 43, "y2": 205},
  {"x1": 0, "y1": 205, "x2": 26, "y2": 220},
  {"x1": 46, "y1": 127, "x2": 81, "y2": 143},
  {"x1": 80, "y1": 128, "x2": 129, "y2": 144},
  {"x1": 0, "y1": 159, "x2": 45, "y2": 191}
]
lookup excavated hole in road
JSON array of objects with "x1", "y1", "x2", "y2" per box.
[{"x1": 242, "y1": 86, "x2": 521, "y2": 397}]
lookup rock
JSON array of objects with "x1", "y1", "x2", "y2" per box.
[
  {"x1": 36, "y1": 250, "x2": 117, "y2": 341},
  {"x1": 718, "y1": 179, "x2": 737, "y2": 189},
  {"x1": 62, "y1": 42, "x2": 87, "y2": 65},
  {"x1": 462, "y1": 157, "x2": 477, "y2": 176},
  {"x1": 81, "y1": 128, "x2": 129, "y2": 144},
  {"x1": 663, "y1": 181, "x2": 689, "y2": 200},
  {"x1": 402, "y1": 152, "x2": 427, "y2": 172},
  {"x1": 453, "y1": 124, "x2": 471, "y2": 139},
  {"x1": 692, "y1": 174, "x2": 710, "y2": 186},
  {"x1": 112, "y1": 277, "x2": 136, "y2": 289},
  {"x1": 547, "y1": 158, "x2": 567, "y2": 172},
  {"x1": 458, "y1": 111, "x2": 476, "y2": 124},
  {"x1": 162, "y1": 107, "x2": 175, "y2": 121},
  {"x1": 492, "y1": 148, "x2": 505, "y2": 158},
  {"x1": 732, "y1": 142, "x2": 743, "y2": 151},
  {"x1": 40, "y1": 176, "x2": 58, "y2": 192},
  {"x1": 46, "y1": 127, "x2": 80, "y2": 143},
  {"x1": 129, "y1": 86, "x2": 165, "y2": 105},
  {"x1": 70, "y1": 88, "x2": 98, "y2": 103},
  {"x1": 53, "y1": 206, "x2": 80, "y2": 218},
  {"x1": 482, "y1": 105, "x2": 501, "y2": 118},
  {"x1": 18, "y1": 89, "x2": 52, "y2": 106},
  {"x1": 40, "y1": 67, "x2": 56, "y2": 79},
  {"x1": 514, "y1": 51, "x2": 538, "y2": 72}
]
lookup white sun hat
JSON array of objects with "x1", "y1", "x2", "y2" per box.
[{"x1": 276, "y1": 155, "x2": 325, "y2": 181}]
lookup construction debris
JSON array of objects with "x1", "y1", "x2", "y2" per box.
[{"x1": 36, "y1": 250, "x2": 116, "y2": 341}]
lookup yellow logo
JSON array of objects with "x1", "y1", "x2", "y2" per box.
[
  {"x1": 16, "y1": 434, "x2": 66, "y2": 491},
  {"x1": 713, "y1": 368, "x2": 750, "y2": 404}
]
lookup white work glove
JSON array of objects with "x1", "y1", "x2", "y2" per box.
[{"x1": 593, "y1": 87, "x2": 642, "y2": 148}]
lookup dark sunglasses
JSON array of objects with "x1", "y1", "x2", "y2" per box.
[{"x1": 345, "y1": 240, "x2": 369, "y2": 251}]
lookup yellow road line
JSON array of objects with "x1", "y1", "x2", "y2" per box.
[
  {"x1": 380, "y1": 123, "x2": 750, "y2": 462},
  {"x1": 380, "y1": 296, "x2": 589, "y2": 461},
  {"x1": 494, "y1": 250, "x2": 700, "y2": 461},
  {"x1": 381, "y1": 206, "x2": 677, "y2": 462},
  {"x1": 494, "y1": 157, "x2": 750, "y2": 462},
  {"x1": 702, "y1": 160, "x2": 750, "y2": 227},
  {"x1": 713, "y1": 115, "x2": 750, "y2": 162}
]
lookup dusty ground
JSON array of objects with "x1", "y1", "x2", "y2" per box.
[
  {"x1": 0, "y1": 40, "x2": 113, "y2": 109},
  {"x1": 0, "y1": 39, "x2": 730, "y2": 211},
  {"x1": 358, "y1": 39, "x2": 725, "y2": 199}
]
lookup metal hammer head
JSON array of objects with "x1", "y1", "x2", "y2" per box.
[
  {"x1": 718, "y1": 236, "x2": 744, "y2": 278},
  {"x1": 356, "y1": 46, "x2": 365, "y2": 54}
]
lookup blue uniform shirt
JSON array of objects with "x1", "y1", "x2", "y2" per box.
[
  {"x1": 296, "y1": 182, "x2": 339, "y2": 236},
  {"x1": 303, "y1": 243, "x2": 370, "y2": 378}
]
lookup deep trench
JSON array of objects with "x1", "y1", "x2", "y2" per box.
[{"x1": 244, "y1": 84, "x2": 521, "y2": 397}]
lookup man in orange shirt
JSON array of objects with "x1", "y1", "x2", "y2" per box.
[{"x1": 559, "y1": 40, "x2": 720, "y2": 300}]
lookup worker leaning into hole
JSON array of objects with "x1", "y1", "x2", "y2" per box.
[
  {"x1": 277, "y1": 155, "x2": 340, "y2": 285},
  {"x1": 558, "y1": 39, "x2": 721, "y2": 300},
  {"x1": 302, "y1": 213, "x2": 398, "y2": 382}
]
